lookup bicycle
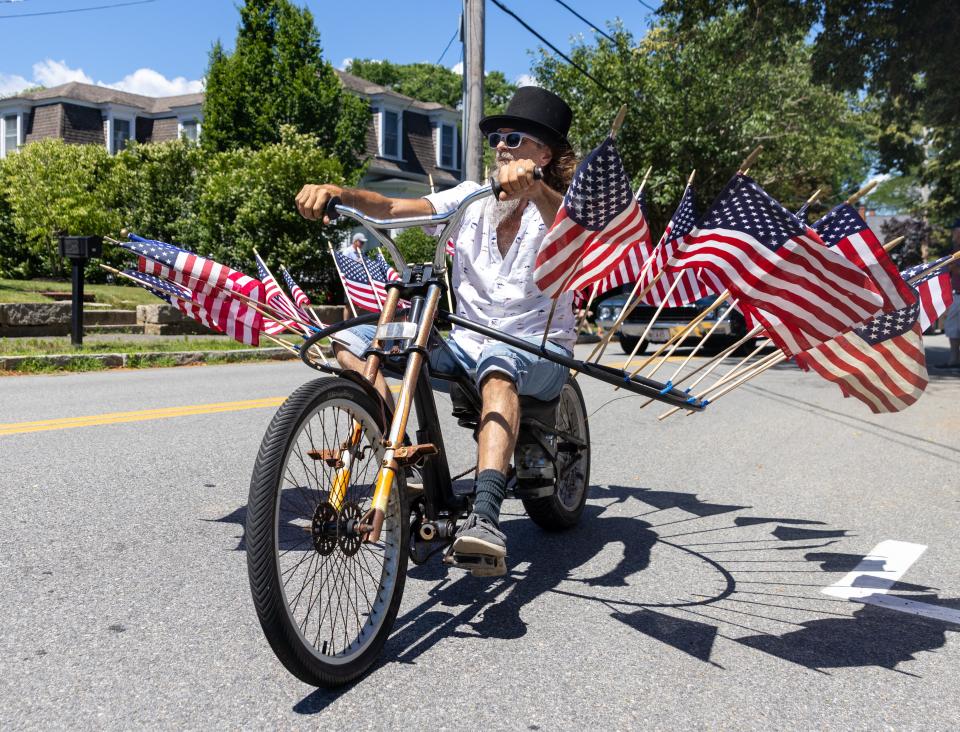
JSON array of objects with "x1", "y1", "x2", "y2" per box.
[{"x1": 244, "y1": 171, "x2": 705, "y2": 687}]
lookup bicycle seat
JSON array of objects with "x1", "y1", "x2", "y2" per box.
[{"x1": 448, "y1": 382, "x2": 560, "y2": 426}]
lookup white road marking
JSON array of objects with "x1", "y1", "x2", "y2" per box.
[
  {"x1": 822, "y1": 540, "x2": 960, "y2": 625},
  {"x1": 823, "y1": 540, "x2": 926, "y2": 599}
]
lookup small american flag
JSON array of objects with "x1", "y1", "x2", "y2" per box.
[
  {"x1": 639, "y1": 183, "x2": 710, "y2": 306},
  {"x1": 255, "y1": 252, "x2": 310, "y2": 334},
  {"x1": 120, "y1": 234, "x2": 263, "y2": 345},
  {"x1": 534, "y1": 137, "x2": 650, "y2": 297},
  {"x1": 665, "y1": 175, "x2": 884, "y2": 350},
  {"x1": 281, "y1": 266, "x2": 312, "y2": 309},
  {"x1": 122, "y1": 269, "x2": 191, "y2": 304},
  {"x1": 902, "y1": 255, "x2": 956, "y2": 330},
  {"x1": 332, "y1": 248, "x2": 392, "y2": 312},
  {"x1": 795, "y1": 275, "x2": 928, "y2": 413},
  {"x1": 592, "y1": 187, "x2": 655, "y2": 298}
]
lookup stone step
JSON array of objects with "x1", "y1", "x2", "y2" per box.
[{"x1": 82, "y1": 309, "x2": 138, "y2": 326}]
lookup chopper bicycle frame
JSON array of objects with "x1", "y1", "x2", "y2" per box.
[{"x1": 244, "y1": 172, "x2": 705, "y2": 687}]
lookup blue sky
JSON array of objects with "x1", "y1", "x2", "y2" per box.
[{"x1": 0, "y1": 0, "x2": 657, "y2": 97}]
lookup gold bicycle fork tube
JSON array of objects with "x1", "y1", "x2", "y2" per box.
[
  {"x1": 329, "y1": 287, "x2": 402, "y2": 512},
  {"x1": 365, "y1": 284, "x2": 442, "y2": 543}
]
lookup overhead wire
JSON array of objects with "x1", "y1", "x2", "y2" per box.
[
  {"x1": 0, "y1": 0, "x2": 155, "y2": 18},
  {"x1": 488, "y1": 0, "x2": 614, "y2": 95},
  {"x1": 549, "y1": 0, "x2": 615, "y2": 43}
]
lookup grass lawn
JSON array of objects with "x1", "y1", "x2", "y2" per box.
[
  {"x1": 0, "y1": 336, "x2": 263, "y2": 356},
  {"x1": 0, "y1": 278, "x2": 160, "y2": 308}
]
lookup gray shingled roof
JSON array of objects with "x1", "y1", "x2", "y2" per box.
[
  {"x1": 334, "y1": 69, "x2": 454, "y2": 113},
  {"x1": 7, "y1": 82, "x2": 203, "y2": 114}
]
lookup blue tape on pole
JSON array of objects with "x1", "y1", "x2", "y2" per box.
[
  {"x1": 658, "y1": 380, "x2": 674, "y2": 395},
  {"x1": 686, "y1": 396, "x2": 697, "y2": 404},
  {"x1": 684, "y1": 387, "x2": 691, "y2": 394},
  {"x1": 701, "y1": 399, "x2": 710, "y2": 408}
]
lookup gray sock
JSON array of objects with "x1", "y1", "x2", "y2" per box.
[{"x1": 472, "y1": 469, "x2": 508, "y2": 526}]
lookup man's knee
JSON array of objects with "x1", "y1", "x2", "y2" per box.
[{"x1": 480, "y1": 371, "x2": 519, "y2": 399}]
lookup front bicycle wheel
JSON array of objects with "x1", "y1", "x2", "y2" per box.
[{"x1": 246, "y1": 377, "x2": 409, "y2": 687}]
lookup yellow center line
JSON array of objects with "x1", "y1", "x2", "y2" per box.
[{"x1": 1, "y1": 382, "x2": 405, "y2": 436}]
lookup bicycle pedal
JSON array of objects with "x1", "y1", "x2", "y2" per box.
[{"x1": 443, "y1": 551, "x2": 507, "y2": 577}]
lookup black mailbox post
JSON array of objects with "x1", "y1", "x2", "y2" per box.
[{"x1": 58, "y1": 235, "x2": 102, "y2": 347}]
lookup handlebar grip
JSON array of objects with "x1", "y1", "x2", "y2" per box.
[
  {"x1": 490, "y1": 165, "x2": 544, "y2": 200},
  {"x1": 325, "y1": 195, "x2": 342, "y2": 222}
]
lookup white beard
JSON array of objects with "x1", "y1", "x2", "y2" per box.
[{"x1": 487, "y1": 153, "x2": 524, "y2": 228}]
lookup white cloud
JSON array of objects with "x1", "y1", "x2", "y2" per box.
[
  {"x1": 102, "y1": 68, "x2": 203, "y2": 96},
  {"x1": 1, "y1": 58, "x2": 203, "y2": 98},
  {"x1": 514, "y1": 73, "x2": 539, "y2": 87},
  {"x1": 0, "y1": 72, "x2": 32, "y2": 98},
  {"x1": 33, "y1": 59, "x2": 93, "y2": 87},
  {"x1": 450, "y1": 61, "x2": 463, "y2": 76},
  {"x1": 339, "y1": 57, "x2": 353, "y2": 71}
]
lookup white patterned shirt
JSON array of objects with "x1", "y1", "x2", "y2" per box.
[{"x1": 424, "y1": 181, "x2": 576, "y2": 360}]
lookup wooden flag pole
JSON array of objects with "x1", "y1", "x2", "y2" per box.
[
  {"x1": 642, "y1": 295, "x2": 739, "y2": 383},
  {"x1": 907, "y1": 249, "x2": 960, "y2": 284},
  {"x1": 328, "y1": 242, "x2": 359, "y2": 318},
  {"x1": 575, "y1": 282, "x2": 599, "y2": 336},
  {"x1": 639, "y1": 325, "x2": 763, "y2": 409},
  {"x1": 610, "y1": 104, "x2": 628, "y2": 139},
  {"x1": 738, "y1": 145, "x2": 763, "y2": 174},
  {"x1": 666, "y1": 349, "x2": 783, "y2": 420},
  {"x1": 686, "y1": 351, "x2": 787, "y2": 411},
  {"x1": 617, "y1": 274, "x2": 685, "y2": 377},
  {"x1": 428, "y1": 173, "x2": 436, "y2": 195},
  {"x1": 626, "y1": 290, "x2": 732, "y2": 378},
  {"x1": 846, "y1": 180, "x2": 878, "y2": 206}
]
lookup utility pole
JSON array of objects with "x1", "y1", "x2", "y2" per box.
[{"x1": 462, "y1": 0, "x2": 485, "y2": 182}]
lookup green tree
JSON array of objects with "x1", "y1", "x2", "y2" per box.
[
  {"x1": 658, "y1": 0, "x2": 960, "y2": 224},
  {"x1": 202, "y1": 0, "x2": 368, "y2": 175},
  {"x1": 1, "y1": 140, "x2": 121, "y2": 278},
  {"x1": 532, "y1": 19, "x2": 872, "y2": 234},
  {"x1": 192, "y1": 126, "x2": 355, "y2": 300},
  {"x1": 346, "y1": 59, "x2": 516, "y2": 115}
]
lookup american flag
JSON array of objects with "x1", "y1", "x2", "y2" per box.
[
  {"x1": 795, "y1": 276, "x2": 927, "y2": 413},
  {"x1": 255, "y1": 252, "x2": 310, "y2": 335},
  {"x1": 331, "y1": 248, "x2": 400, "y2": 312},
  {"x1": 751, "y1": 203, "x2": 917, "y2": 356},
  {"x1": 592, "y1": 187, "x2": 655, "y2": 298},
  {"x1": 902, "y1": 255, "x2": 956, "y2": 330},
  {"x1": 534, "y1": 137, "x2": 650, "y2": 297},
  {"x1": 122, "y1": 269, "x2": 191, "y2": 304},
  {"x1": 639, "y1": 183, "x2": 711, "y2": 306},
  {"x1": 281, "y1": 266, "x2": 312, "y2": 309},
  {"x1": 665, "y1": 175, "x2": 884, "y2": 350},
  {"x1": 120, "y1": 234, "x2": 263, "y2": 345}
]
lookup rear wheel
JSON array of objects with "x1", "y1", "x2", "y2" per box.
[
  {"x1": 619, "y1": 334, "x2": 647, "y2": 355},
  {"x1": 523, "y1": 378, "x2": 591, "y2": 530},
  {"x1": 246, "y1": 377, "x2": 409, "y2": 687}
]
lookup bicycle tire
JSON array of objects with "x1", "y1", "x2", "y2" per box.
[
  {"x1": 246, "y1": 377, "x2": 409, "y2": 687},
  {"x1": 522, "y1": 377, "x2": 591, "y2": 530}
]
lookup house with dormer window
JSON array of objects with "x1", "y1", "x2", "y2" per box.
[{"x1": 0, "y1": 69, "x2": 463, "y2": 201}]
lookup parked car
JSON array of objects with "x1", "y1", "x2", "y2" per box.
[{"x1": 594, "y1": 286, "x2": 754, "y2": 355}]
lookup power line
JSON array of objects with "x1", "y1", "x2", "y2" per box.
[
  {"x1": 550, "y1": 0, "x2": 615, "y2": 43},
  {"x1": 0, "y1": 0, "x2": 154, "y2": 19},
  {"x1": 637, "y1": 0, "x2": 659, "y2": 13},
  {"x1": 488, "y1": 0, "x2": 613, "y2": 95},
  {"x1": 435, "y1": 26, "x2": 460, "y2": 66}
]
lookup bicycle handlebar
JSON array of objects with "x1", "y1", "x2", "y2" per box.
[{"x1": 324, "y1": 166, "x2": 543, "y2": 274}]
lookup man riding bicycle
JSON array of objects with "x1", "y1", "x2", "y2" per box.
[{"x1": 295, "y1": 87, "x2": 578, "y2": 574}]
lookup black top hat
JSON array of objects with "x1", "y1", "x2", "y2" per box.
[{"x1": 479, "y1": 86, "x2": 573, "y2": 149}]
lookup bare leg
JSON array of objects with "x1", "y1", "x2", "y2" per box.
[
  {"x1": 333, "y1": 344, "x2": 395, "y2": 410},
  {"x1": 477, "y1": 372, "x2": 520, "y2": 472}
]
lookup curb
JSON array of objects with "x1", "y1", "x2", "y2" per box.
[{"x1": 0, "y1": 345, "x2": 333, "y2": 373}]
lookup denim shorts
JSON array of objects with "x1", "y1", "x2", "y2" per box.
[{"x1": 335, "y1": 324, "x2": 571, "y2": 401}]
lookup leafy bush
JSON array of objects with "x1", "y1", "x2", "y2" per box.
[{"x1": 1, "y1": 140, "x2": 121, "y2": 279}]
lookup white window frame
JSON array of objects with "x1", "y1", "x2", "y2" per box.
[
  {"x1": 378, "y1": 107, "x2": 403, "y2": 161},
  {"x1": 104, "y1": 111, "x2": 135, "y2": 155},
  {"x1": 0, "y1": 112, "x2": 24, "y2": 158},
  {"x1": 436, "y1": 121, "x2": 459, "y2": 170},
  {"x1": 178, "y1": 117, "x2": 202, "y2": 143}
]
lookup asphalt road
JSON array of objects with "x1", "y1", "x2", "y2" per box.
[{"x1": 1, "y1": 337, "x2": 958, "y2": 730}]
